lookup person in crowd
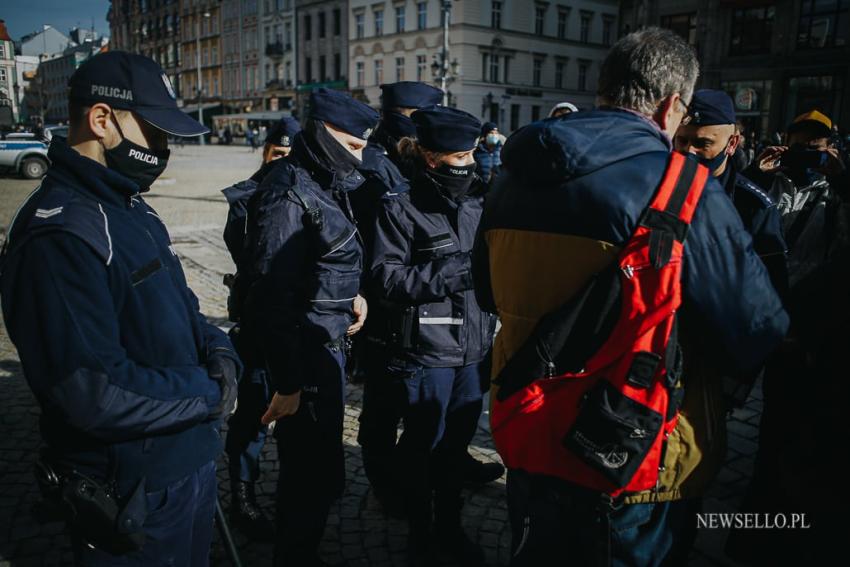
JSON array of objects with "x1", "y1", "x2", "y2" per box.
[
  {"x1": 0, "y1": 50, "x2": 240, "y2": 566},
  {"x1": 473, "y1": 121, "x2": 503, "y2": 189},
  {"x1": 472, "y1": 28, "x2": 788, "y2": 566},
  {"x1": 371, "y1": 105, "x2": 497, "y2": 566},
  {"x1": 241, "y1": 88, "x2": 375, "y2": 566},
  {"x1": 548, "y1": 101, "x2": 579, "y2": 118}
]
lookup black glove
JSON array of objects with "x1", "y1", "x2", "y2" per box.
[{"x1": 207, "y1": 353, "x2": 239, "y2": 420}]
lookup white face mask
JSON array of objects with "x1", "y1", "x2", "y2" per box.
[{"x1": 486, "y1": 133, "x2": 499, "y2": 145}]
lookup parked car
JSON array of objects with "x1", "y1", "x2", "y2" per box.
[{"x1": 0, "y1": 133, "x2": 49, "y2": 179}]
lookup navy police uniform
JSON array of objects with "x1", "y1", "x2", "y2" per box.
[
  {"x1": 686, "y1": 90, "x2": 788, "y2": 296},
  {"x1": 0, "y1": 51, "x2": 238, "y2": 565},
  {"x1": 221, "y1": 119, "x2": 302, "y2": 538},
  {"x1": 240, "y1": 88, "x2": 378, "y2": 566},
  {"x1": 369, "y1": 106, "x2": 495, "y2": 561},
  {"x1": 351, "y1": 82, "x2": 444, "y2": 504}
]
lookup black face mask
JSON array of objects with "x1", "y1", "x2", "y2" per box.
[
  {"x1": 102, "y1": 112, "x2": 170, "y2": 191},
  {"x1": 304, "y1": 119, "x2": 362, "y2": 180},
  {"x1": 427, "y1": 161, "x2": 477, "y2": 201}
]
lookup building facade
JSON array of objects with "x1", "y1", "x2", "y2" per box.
[
  {"x1": 296, "y1": 0, "x2": 349, "y2": 113},
  {"x1": 0, "y1": 20, "x2": 17, "y2": 125},
  {"x1": 108, "y1": 0, "x2": 183, "y2": 100},
  {"x1": 348, "y1": 0, "x2": 618, "y2": 132},
  {"x1": 259, "y1": 0, "x2": 297, "y2": 112},
  {"x1": 19, "y1": 26, "x2": 74, "y2": 58},
  {"x1": 180, "y1": 0, "x2": 225, "y2": 125},
  {"x1": 39, "y1": 42, "x2": 107, "y2": 122},
  {"x1": 222, "y1": 0, "x2": 262, "y2": 113},
  {"x1": 621, "y1": 0, "x2": 850, "y2": 139}
]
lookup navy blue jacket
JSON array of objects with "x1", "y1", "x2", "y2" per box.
[
  {"x1": 473, "y1": 109, "x2": 789, "y2": 373},
  {"x1": 242, "y1": 135, "x2": 363, "y2": 394},
  {"x1": 371, "y1": 173, "x2": 496, "y2": 367},
  {"x1": 473, "y1": 141, "x2": 502, "y2": 185},
  {"x1": 720, "y1": 166, "x2": 788, "y2": 298},
  {"x1": 0, "y1": 138, "x2": 235, "y2": 495},
  {"x1": 351, "y1": 141, "x2": 411, "y2": 258}
]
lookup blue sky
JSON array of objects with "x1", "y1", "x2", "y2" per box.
[{"x1": 3, "y1": 0, "x2": 111, "y2": 42}]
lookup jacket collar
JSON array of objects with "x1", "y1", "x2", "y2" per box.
[{"x1": 46, "y1": 137, "x2": 141, "y2": 207}]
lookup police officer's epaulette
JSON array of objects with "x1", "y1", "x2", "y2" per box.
[
  {"x1": 15, "y1": 190, "x2": 114, "y2": 265},
  {"x1": 736, "y1": 174, "x2": 774, "y2": 207}
]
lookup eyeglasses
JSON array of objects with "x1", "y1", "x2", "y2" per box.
[{"x1": 678, "y1": 97, "x2": 693, "y2": 126}]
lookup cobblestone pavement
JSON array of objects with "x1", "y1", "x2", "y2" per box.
[{"x1": 0, "y1": 146, "x2": 758, "y2": 566}]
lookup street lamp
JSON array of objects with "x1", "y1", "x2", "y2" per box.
[
  {"x1": 429, "y1": 0, "x2": 460, "y2": 106},
  {"x1": 196, "y1": 10, "x2": 211, "y2": 145}
]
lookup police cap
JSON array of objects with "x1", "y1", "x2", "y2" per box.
[
  {"x1": 265, "y1": 117, "x2": 301, "y2": 147},
  {"x1": 69, "y1": 50, "x2": 208, "y2": 136},
  {"x1": 379, "y1": 82, "x2": 444, "y2": 110},
  {"x1": 309, "y1": 88, "x2": 380, "y2": 140},
  {"x1": 687, "y1": 89, "x2": 736, "y2": 126},
  {"x1": 412, "y1": 106, "x2": 481, "y2": 153}
]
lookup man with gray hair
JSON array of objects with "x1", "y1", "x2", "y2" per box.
[{"x1": 473, "y1": 27, "x2": 788, "y2": 566}]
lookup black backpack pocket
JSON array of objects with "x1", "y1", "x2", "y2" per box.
[{"x1": 563, "y1": 381, "x2": 663, "y2": 488}]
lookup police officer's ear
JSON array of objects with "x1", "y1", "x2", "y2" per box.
[
  {"x1": 727, "y1": 131, "x2": 742, "y2": 155},
  {"x1": 87, "y1": 103, "x2": 118, "y2": 144}
]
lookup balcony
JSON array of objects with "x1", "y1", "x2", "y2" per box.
[{"x1": 265, "y1": 42, "x2": 285, "y2": 57}]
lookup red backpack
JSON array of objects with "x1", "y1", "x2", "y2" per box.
[{"x1": 490, "y1": 152, "x2": 709, "y2": 497}]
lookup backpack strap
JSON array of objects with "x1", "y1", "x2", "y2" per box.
[{"x1": 639, "y1": 152, "x2": 710, "y2": 268}]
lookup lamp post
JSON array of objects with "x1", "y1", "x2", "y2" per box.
[
  {"x1": 196, "y1": 10, "x2": 211, "y2": 145},
  {"x1": 429, "y1": 0, "x2": 459, "y2": 106}
]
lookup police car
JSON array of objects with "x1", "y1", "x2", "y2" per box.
[{"x1": 0, "y1": 131, "x2": 49, "y2": 179}]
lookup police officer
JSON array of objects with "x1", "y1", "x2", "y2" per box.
[
  {"x1": 0, "y1": 51, "x2": 240, "y2": 565},
  {"x1": 220, "y1": 116, "x2": 301, "y2": 540},
  {"x1": 371, "y1": 106, "x2": 496, "y2": 565},
  {"x1": 261, "y1": 116, "x2": 301, "y2": 164},
  {"x1": 355, "y1": 83, "x2": 504, "y2": 515},
  {"x1": 241, "y1": 88, "x2": 376, "y2": 566},
  {"x1": 674, "y1": 89, "x2": 788, "y2": 295}
]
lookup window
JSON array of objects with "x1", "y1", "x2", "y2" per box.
[
  {"x1": 555, "y1": 61, "x2": 564, "y2": 89},
  {"x1": 374, "y1": 59, "x2": 384, "y2": 85},
  {"x1": 417, "y1": 54, "x2": 426, "y2": 81},
  {"x1": 492, "y1": 1, "x2": 502, "y2": 29},
  {"x1": 211, "y1": 45, "x2": 217, "y2": 64},
  {"x1": 558, "y1": 8, "x2": 570, "y2": 39},
  {"x1": 375, "y1": 9, "x2": 384, "y2": 36},
  {"x1": 334, "y1": 8, "x2": 341, "y2": 36},
  {"x1": 319, "y1": 11, "x2": 326, "y2": 38},
  {"x1": 396, "y1": 56, "x2": 405, "y2": 81},
  {"x1": 334, "y1": 53, "x2": 341, "y2": 80},
  {"x1": 490, "y1": 54, "x2": 500, "y2": 83},
  {"x1": 602, "y1": 16, "x2": 614, "y2": 46},
  {"x1": 578, "y1": 61, "x2": 588, "y2": 91},
  {"x1": 396, "y1": 5, "x2": 406, "y2": 33},
  {"x1": 531, "y1": 105, "x2": 541, "y2": 122},
  {"x1": 418, "y1": 2, "x2": 427, "y2": 30},
  {"x1": 319, "y1": 55, "x2": 326, "y2": 80},
  {"x1": 730, "y1": 6, "x2": 774, "y2": 55},
  {"x1": 356, "y1": 61, "x2": 365, "y2": 86},
  {"x1": 535, "y1": 5, "x2": 546, "y2": 35},
  {"x1": 304, "y1": 14, "x2": 312, "y2": 40},
  {"x1": 285, "y1": 22, "x2": 292, "y2": 47},
  {"x1": 510, "y1": 104, "x2": 520, "y2": 132},
  {"x1": 660, "y1": 13, "x2": 697, "y2": 47},
  {"x1": 305, "y1": 56, "x2": 312, "y2": 82},
  {"x1": 355, "y1": 13, "x2": 365, "y2": 39},
  {"x1": 580, "y1": 11, "x2": 593, "y2": 43},
  {"x1": 798, "y1": 0, "x2": 849, "y2": 48},
  {"x1": 533, "y1": 58, "x2": 543, "y2": 86}
]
